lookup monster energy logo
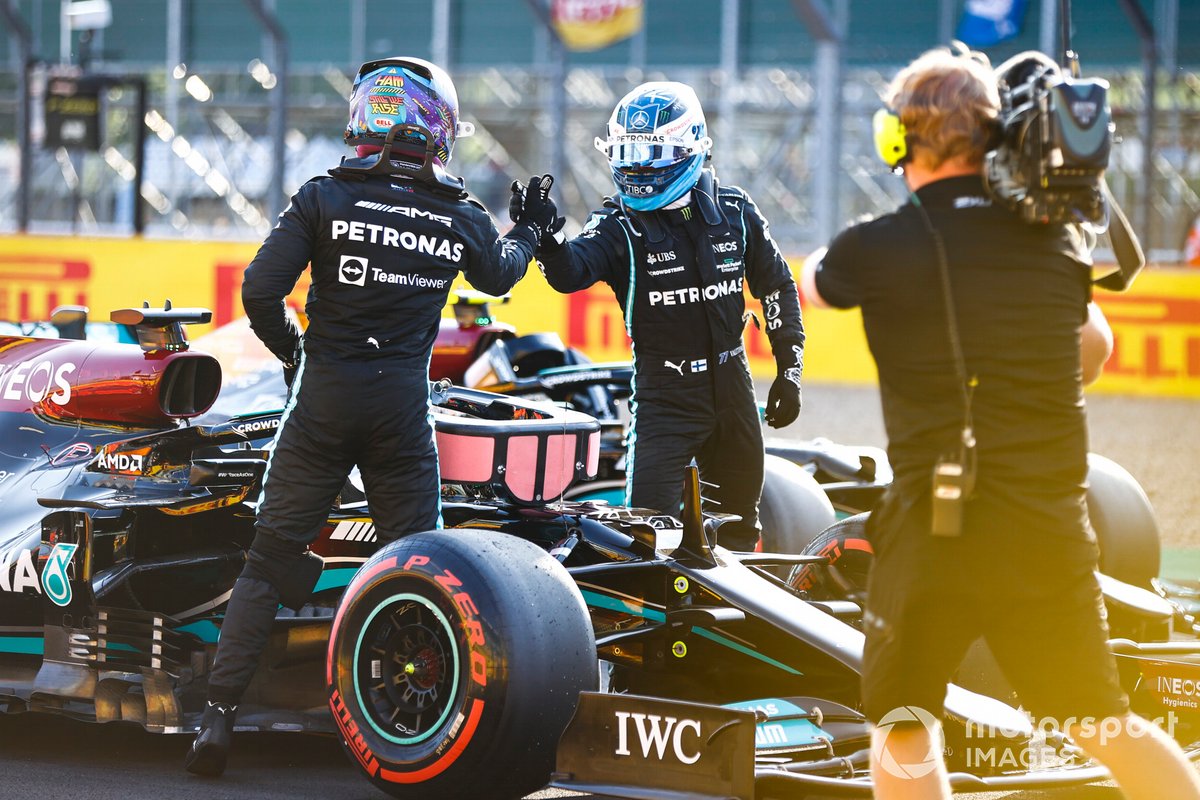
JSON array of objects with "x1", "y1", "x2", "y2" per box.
[{"x1": 42, "y1": 543, "x2": 78, "y2": 607}]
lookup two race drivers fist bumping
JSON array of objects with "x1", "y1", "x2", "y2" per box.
[{"x1": 186, "y1": 61, "x2": 801, "y2": 777}]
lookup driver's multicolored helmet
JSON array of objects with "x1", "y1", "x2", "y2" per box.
[{"x1": 344, "y1": 57, "x2": 473, "y2": 164}]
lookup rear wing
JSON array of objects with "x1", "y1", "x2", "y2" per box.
[{"x1": 111, "y1": 301, "x2": 212, "y2": 353}]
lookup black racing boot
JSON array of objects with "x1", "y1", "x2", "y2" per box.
[
  {"x1": 184, "y1": 701, "x2": 237, "y2": 777},
  {"x1": 715, "y1": 522, "x2": 762, "y2": 553}
]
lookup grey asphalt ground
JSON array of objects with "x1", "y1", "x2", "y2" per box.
[
  {"x1": 0, "y1": 711, "x2": 1136, "y2": 800},
  {"x1": 0, "y1": 383, "x2": 1195, "y2": 799}
]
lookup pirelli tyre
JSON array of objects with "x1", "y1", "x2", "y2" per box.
[
  {"x1": 1085, "y1": 453, "x2": 1162, "y2": 588},
  {"x1": 327, "y1": 529, "x2": 598, "y2": 800},
  {"x1": 757, "y1": 454, "x2": 836, "y2": 574}
]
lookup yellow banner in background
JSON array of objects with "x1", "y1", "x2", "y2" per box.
[
  {"x1": 1092, "y1": 269, "x2": 1200, "y2": 397},
  {"x1": 0, "y1": 235, "x2": 1197, "y2": 397},
  {"x1": 551, "y1": 0, "x2": 643, "y2": 52},
  {"x1": 0, "y1": 235, "x2": 295, "y2": 333},
  {"x1": 452, "y1": 263, "x2": 1200, "y2": 398}
]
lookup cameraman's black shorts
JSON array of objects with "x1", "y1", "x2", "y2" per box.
[{"x1": 861, "y1": 495, "x2": 1129, "y2": 725}]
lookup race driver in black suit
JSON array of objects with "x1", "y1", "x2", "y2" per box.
[
  {"x1": 525, "y1": 81, "x2": 804, "y2": 551},
  {"x1": 185, "y1": 56, "x2": 556, "y2": 777}
]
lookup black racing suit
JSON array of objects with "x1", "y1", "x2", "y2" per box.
[
  {"x1": 814, "y1": 175, "x2": 1126, "y2": 723},
  {"x1": 207, "y1": 166, "x2": 535, "y2": 704},
  {"x1": 538, "y1": 171, "x2": 804, "y2": 549}
]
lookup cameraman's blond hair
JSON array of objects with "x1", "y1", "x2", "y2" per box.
[{"x1": 885, "y1": 46, "x2": 1000, "y2": 169}]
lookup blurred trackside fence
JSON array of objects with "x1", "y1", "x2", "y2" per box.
[{"x1": 0, "y1": 0, "x2": 1198, "y2": 260}]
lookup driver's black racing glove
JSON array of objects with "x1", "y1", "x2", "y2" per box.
[
  {"x1": 509, "y1": 175, "x2": 565, "y2": 245},
  {"x1": 765, "y1": 339, "x2": 803, "y2": 428},
  {"x1": 281, "y1": 336, "x2": 303, "y2": 390}
]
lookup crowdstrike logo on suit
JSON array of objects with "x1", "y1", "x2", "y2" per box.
[{"x1": 339, "y1": 256, "x2": 369, "y2": 286}]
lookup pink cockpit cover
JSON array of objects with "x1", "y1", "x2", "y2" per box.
[
  {"x1": 505, "y1": 435, "x2": 539, "y2": 501},
  {"x1": 504, "y1": 433, "x2": 581, "y2": 502},
  {"x1": 436, "y1": 431, "x2": 495, "y2": 483},
  {"x1": 541, "y1": 434, "x2": 576, "y2": 500},
  {"x1": 586, "y1": 430, "x2": 600, "y2": 477}
]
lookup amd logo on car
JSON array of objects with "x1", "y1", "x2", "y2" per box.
[{"x1": 93, "y1": 452, "x2": 143, "y2": 473}]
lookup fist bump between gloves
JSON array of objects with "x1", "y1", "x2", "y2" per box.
[{"x1": 509, "y1": 175, "x2": 565, "y2": 243}]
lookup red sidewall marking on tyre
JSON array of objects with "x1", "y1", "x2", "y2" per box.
[
  {"x1": 792, "y1": 535, "x2": 874, "y2": 590},
  {"x1": 327, "y1": 555, "x2": 399, "y2": 684},
  {"x1": 378, "y1": 697, "x2": 486, "y2": 784},
  {"x1": 330, "y1": 688, "x2": 381, "y2": 778}
]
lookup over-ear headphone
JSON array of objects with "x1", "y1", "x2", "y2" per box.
[{"x1": 873, "y1": 108, "x2": 908, "y2": 168}]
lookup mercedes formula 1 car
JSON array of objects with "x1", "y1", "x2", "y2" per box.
[{"x1": 2, "y1": 306, "x2": 1199, "y2": 799}]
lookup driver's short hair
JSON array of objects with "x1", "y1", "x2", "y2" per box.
[{"x1": 885, "y1": 46, "x2": 1001, "y2": 170}]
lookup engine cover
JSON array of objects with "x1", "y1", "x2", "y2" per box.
[{"x1": 0, "y1": 336, "x2": 222, "y2": 427}]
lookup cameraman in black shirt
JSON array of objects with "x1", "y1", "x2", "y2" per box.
[
  {"x1": 802, "y1": 46, "x2": 1200, "y2": 800},
  {"x1": 184, "y1": 57, "x2": 555, "y2": 777}
]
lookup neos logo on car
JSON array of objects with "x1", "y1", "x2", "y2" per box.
[
  {"x1": 614, "y1": 711, "x2": 702, "y2": 764},
  {"x1": 0, "y1": 359, "x2": 75, "y2": 405}
]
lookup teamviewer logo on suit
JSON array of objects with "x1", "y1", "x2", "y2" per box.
[{"x1": 339, "y1": 255, "x2": 368, "y2": 286}]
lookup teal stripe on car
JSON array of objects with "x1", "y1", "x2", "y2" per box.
[
  {"x1": 580, "y1": 589, "x2": 801, "y2": 676},
  {"x1": 314, "y1": 567, "x2": 359, "y2": 594},
  {"x1": 0, "y1": 636, "x2": 43, "y2": 655}
]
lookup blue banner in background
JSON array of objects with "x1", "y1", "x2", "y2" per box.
[{"x1": 957, "y1": 0, "x2": 1029, "y2": 47}]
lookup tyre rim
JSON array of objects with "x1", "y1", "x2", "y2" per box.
[{"x1": 353, "y1": 593, "x2": 461, "y2": 746}]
